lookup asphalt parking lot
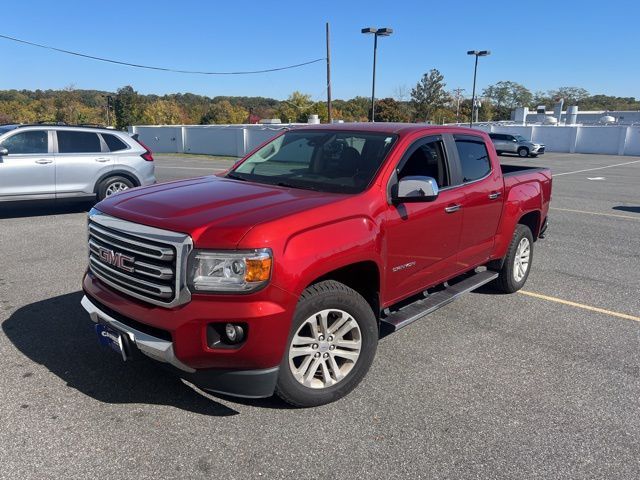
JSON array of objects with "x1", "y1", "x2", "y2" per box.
[{"x1": 1, "y1": 152, "x2": 639, "y2": 479}]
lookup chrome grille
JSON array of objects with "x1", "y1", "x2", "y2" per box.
[{"x1": 87, "y1": 209, "x2": 192, "y2": 307}]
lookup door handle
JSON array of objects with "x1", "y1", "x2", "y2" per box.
[
  {"x1": 488, "y1": 191, "x2": 502, "y2": 200},
  {"x1": 35, "y1": 159, "x2": 53, "y2": 164},
  {"x1": 445, "y1": 204, "x2": 462, "y2": 213},
  {"x1": 95, "y1": 157, "x2": 110, "y2": 163}
]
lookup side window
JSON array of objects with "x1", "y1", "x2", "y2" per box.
[
  {"x1": 101, "y1": 133, "x2": 128, "y2": 152},
  {"x1": 0, "y1": 130, "x2": 48, "y2": 154},
  {"x1": 57, "y1": 131, "x2": 102, "y2": 153},
  {"x1": 398, "y1": 139, "x2": 450, "y2": 188},
  {"x1": 455, "y1": 139, "x2": 491, "y2": 183}
]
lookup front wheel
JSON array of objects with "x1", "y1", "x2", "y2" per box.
[
  {"x1": 518, "y1": 147, "x2": 530, "y2": 158},
  {"x1": 492, "y1": 224, "x2": 533, "y2": 293},
  {"x1": 275, "y1": 280, "x2": 378, "y2": 407}
]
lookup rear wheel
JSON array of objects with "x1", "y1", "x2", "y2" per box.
[
  {"x1": 97, "y1": 176, "x2": 134, "y2": 201},
  {"x1": 492, "y1": 224, "x2": 533, "y2": 293},
  {"x1": 518, "y1": 147, "x2": 529, "y2": 158},
  {"x1": 275, "y1": 280, "x2": 378, "y2": 407}
]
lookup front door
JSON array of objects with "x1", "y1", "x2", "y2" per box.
[
  {"x1": 0, "y1": 129, "x2": 55, "y2": 199},
  {"x1": 383, "y1": 136, "x2": 464, "y2": 305}
]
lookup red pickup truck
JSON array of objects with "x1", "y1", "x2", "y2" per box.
[{"x1": 81, "y1": 124, "x2": 551, "y2": 407}]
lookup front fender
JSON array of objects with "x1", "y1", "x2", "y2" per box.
[{"x1": 276, "y1": 216, "x2": 383, "y2": 297}]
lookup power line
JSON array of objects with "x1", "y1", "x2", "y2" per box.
[{"x1": 0, "y1": 33, "x2": 325, "y2": 75}]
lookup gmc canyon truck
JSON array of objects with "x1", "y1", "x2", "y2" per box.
[{"x1": 81, "y1": 124, "x2": 551, "y2": 407}]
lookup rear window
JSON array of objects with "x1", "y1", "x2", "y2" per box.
[
  {"x1": 455, "y1": 139, "x2": 491, "y2": 183},
  {"x1": 102, "y1": 133, "x2": 128, "y2": 152},
  {"x1": 57, "y1": 131, "x2": 102, "y2": 153}
]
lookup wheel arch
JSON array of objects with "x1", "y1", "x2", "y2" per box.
[
  {"x1": 306, "y1": 261, "x2": 381, "y2": 320},
  {"x1": 93, "y1": 170, "x2": 141, "y2": 194}
]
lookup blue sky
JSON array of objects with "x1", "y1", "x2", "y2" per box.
[{"x1": 1, "y1": 0, "x2": 638, "y2": 100}]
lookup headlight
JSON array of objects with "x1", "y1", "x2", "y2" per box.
[{"x1": 188, "y1": 249, "x2": 272, "y2": 293}]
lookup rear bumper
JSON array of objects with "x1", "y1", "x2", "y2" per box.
[{"x1": 81, "y1": 294, "x2": 280, "y2": 398}]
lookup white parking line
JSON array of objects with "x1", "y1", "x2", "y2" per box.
[
  {"x1": 553, "y1": 159, "x2": 640, "y2": 177},
  {"x1": 550, "y1": 207, "x2": 640, "y2": 221}
]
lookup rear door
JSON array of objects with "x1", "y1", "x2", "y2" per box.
[
  {"x1": 383, "y1": 135, "x2": 465, "y2": 304},
  {"x1": 0, "y1": 129, "x2": 55, "y2": 199},
  {"x1": 54, "y1": 130, "x2": 113, "y2": 197},
  {"x1": 490, "y1": 133, "x2": 506, "y2": 152},
  {"x1": 453, "y1": 135, "x2": 504, "y2": 269}
]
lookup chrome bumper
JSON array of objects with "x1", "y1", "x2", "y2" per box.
[{"x1": 81, "y1": 295, "x2": 195, "y2": 373}]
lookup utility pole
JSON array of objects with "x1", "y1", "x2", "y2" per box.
[
  {"x1": 326, "y1": 22, "x2": 332, "y2": 123},
  {"x1": 105, "y1": 95, "x2": 112, "y2": 126},
  {"x1": 452, "y1": 88, "x2": 465, "y2": 124}
]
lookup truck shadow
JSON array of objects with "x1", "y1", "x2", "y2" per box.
[
  {"x1": 612, "y1": 205, "x2": 640, "y2": 214},
  {"x1": 0, "y1": 200, "x2": 93, "y2": 219},
  {"x1": 2, "y1": 291, "x2": 239, "y2": 416}
]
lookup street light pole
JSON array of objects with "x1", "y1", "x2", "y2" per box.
[
  {"x1": 362, "y1": 27, "x2": 393, "y2": 122},
  {"x1": 467, "y1": 50, "x2": 490, "y2": 128}
]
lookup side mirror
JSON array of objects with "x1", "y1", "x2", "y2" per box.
[
  {"x1": 0, "y1": 147, "x2": 8, "y2": 156},
  {"x1": 393, "y1": 176, "x2": 439, "y2": 204}
]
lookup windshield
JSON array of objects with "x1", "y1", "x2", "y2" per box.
[
  {"x1": 0, "y1": 125, "x2": 18, "y2": 134},
  {"x1": 514, "y1": 135, "x2": 528, "y2": 142},
  {"x1": 229, "y1": 130, "x2": 397, "y2": 193}
]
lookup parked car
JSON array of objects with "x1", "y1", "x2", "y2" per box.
[
  {"x1": 489, "y1": 132, "x2": 545, "y2": 158},
  {"x1": 0, "y1": 124, "x2": 155, "y2": 203},
  {"x1": 81, "y1": 124, "x2": 551, "y2": 407}
]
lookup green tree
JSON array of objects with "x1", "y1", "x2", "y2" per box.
[
  {"x1": 276, "y1": 91, "x2": 314, "y2": 123},
  {"x1": 114, "y1": 85, "x2": 143, "y2": 129},
  {"x1": 143, "y1": 99, "x2": 186, "y2": 125},
  {"x1": 200, "y1": 100, "x2": 248, "y2": 124},
  {"x1": 482, "y1": 81, "x2": 532, "y2": 119},
  {"x1": 375, "y1": 98, "x2": 410, "y2": 122},
  {"x1": 411, "y1": 69, "x2": 450, "y2": 122},
  {"x1": 547, "y1": 87, "x2": 590, "y2": 106}
]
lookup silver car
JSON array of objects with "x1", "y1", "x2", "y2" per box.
[
  {"x1": 0, "y1": 124, "x2": 156, "y2": 203},
  {"x1": 489, "y1": 133, "x2": 545, "y2": 158}
]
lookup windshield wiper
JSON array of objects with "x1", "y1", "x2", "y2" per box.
[
  {"x1": 226, "y1": 172, "x2": 247, "y2": 181},
  {"x1": 275, "y1": 181, "x2": 319, "y2": 191}
]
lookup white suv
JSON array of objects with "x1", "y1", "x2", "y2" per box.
[{"x1": 0, "y1": 124, "x2": 156, "y2": 202}]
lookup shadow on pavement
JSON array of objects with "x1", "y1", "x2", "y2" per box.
[
  {"x1": 613, "y1": 205, "x2": 640, "y2": 214},
  {"x1": 0, "y1": 200, "x2": 93, "y2": 219},
  {"x1": 2, "y1": 291, "x2": 239, "y2": 416}
]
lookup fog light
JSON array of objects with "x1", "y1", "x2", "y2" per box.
[{"x1": 225, "y1": 323, "x2": 244, "y2": 343}]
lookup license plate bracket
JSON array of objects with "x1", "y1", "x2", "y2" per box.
[{"x1": 95, "y1": 323, "x2": 129, "y2": 361}]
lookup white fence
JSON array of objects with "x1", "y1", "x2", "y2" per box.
[
  {"x1": 473, "y1": 124, "x2": 640, "y2": 156},
  {"x1": 129, "y1": 124, "x2": 297, "y2": 158},
  {"x1": 130, "y1": 123, "x2": 640, "y2": 157}
]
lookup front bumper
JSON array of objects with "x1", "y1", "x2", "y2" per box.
[
  {"x1": 531, "y1": 145, "x2": 545, "y2": 154},
  {"x1": 81, "y1": 293, "x2": 281, "y2": 398}
]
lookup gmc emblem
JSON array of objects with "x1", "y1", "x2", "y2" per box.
[{"x1": 98, "y1": 247, "x2": 135, "y2": 272}]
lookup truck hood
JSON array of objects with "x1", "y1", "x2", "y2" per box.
[{"x1": 96, "y1": 176, "x2": 346, "y2": 247}]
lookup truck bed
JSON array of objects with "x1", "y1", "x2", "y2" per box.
[{"x1": 500, "y1": 164, "x2": 549, "y2": 176}]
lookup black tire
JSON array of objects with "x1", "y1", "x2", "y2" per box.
[
  {"x1": 517, "y1": 147, "x2": 529, "y2": 158},
  {"x1": 275, "y1": 280, "x2": 378, "y2": 407},
  {"x1": 97, "y1": 176, "x2": 134, "y2": 201},
  {"x1": 492, "y1": 224, "x2": 534, "y2": 293}
]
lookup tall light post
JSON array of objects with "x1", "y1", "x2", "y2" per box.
[
  {"x1": 362, "y1": 27, "x2": 393, "y2": 122},
  {"x1": 467, "y1": 50, "x2": 490, "y2": 127}
]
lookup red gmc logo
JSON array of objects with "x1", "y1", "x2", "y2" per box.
[{"x1": 98, "y1": 247, "x2": 135, "y2": 273}]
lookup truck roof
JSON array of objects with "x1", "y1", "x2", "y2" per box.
[{"x1": 293, "y1": 122, "x2": 484, "y2": 137}]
